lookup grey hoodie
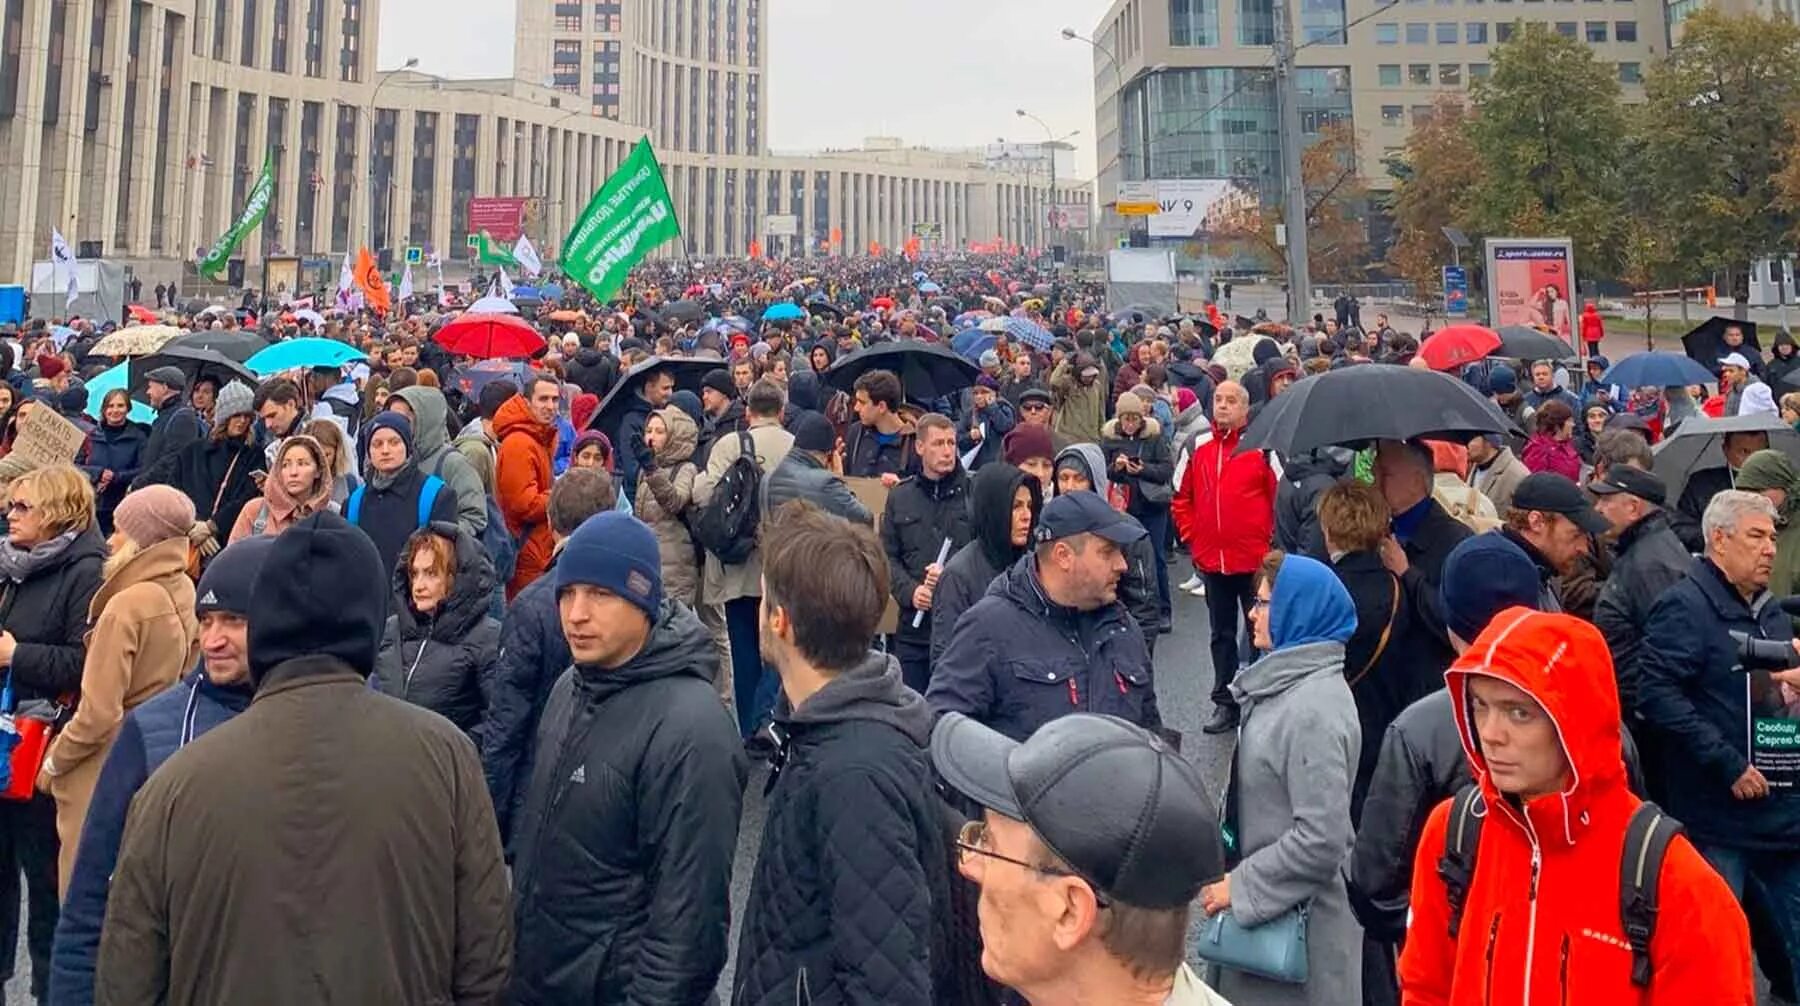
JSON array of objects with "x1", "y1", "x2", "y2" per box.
[
  {"x1": 777, "y1": 650, "x2": 931, "y2": 744},
  {"x1": 394, "y1": 386, "x2": 487, "y2": 534}
]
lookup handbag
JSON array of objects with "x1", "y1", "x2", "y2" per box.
[
  {"x1": 1346, "y1": 574, "x2": 1400, "y2": 688},
  {"x1": 0, "y1": 672, "x2": 60, "y2": 802},
  {"x1": 1195, "y1": 901, "x2": 1311, "y2": 984},
  {"x1": 187, "y1": 451, "x2": 243, "y2": 579}
]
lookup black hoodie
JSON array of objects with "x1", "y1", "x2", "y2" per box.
[
  {"x1": 564, "y1": 346, "x2": 618, "y2": 399},
  {"x1": 734, "y1": 652, "x2": 950, "y2": 1006},
  {"x1": 929, "y1": 464, "x2": 1041, "y2": 666},
  {"x1": 1769, "y1": 329, "x2": 1800, "y2": 391}
]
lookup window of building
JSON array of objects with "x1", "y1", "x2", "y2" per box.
[
  {"x1": 1170, "y1": 0, "x2": 1219, "y2": 44},
  {"x1": 593, "y1": 1, "x2": 621, "y2": 31},
  {"x1": 1376, "y1": 21, "x2": 1399, "y2": 42},
  {"x1": 1618, "y1": 60, "x2": 1641, "y2": 82},
  {"x1": 272, "y1": 0, "x2": 290, "y2": 72},
  {"x1": 1379, "y1": 63, "x2": 1402, "y2": 84},
  {"x1": 1554, "y1": 21, "x2": 1577, "y2": 37},
  {"x1": 241, "y1": 0, "x2": 260, "y2": 67},
  {"x1": 1470, "y1": 61, "x2": 1491, "y2": 79},
  {"x1": 1239, "y1": 0, "x2": 1275, "y2": 44},
  {"x1": 1412, "y1": 104, "x2": 1435, "y2": 125},
  {"x1": 1382, "y1": 104, "x2": 1404, "y2": 124},
  {"x1": 1436, "y1": 21, "x2": 1457, "y2": 41},
  {"x1": 1409, "y1": 62, "x2": 1431, "y2": 83},
  {"x1": 553, "y1": 40, "x2": 581, "y2": 64},
  {"x1": 1614, "y1": 19, "x2": 1636, "y2": 40},
  {"x1": 1301, "y1": 0, "x2": 1346, "y2": 44},
  {"x1": 339, "y1": 0, "x2": 361, "y2": 82},
  {"x1": 1466, "y1": 21, "x2": 1487, "y2": 41},
  {"x1": 1496, "y1": 21, "x2": 1514, "y2": 39},
  {"x1": 304, "y1": 0, "x2": 323, "y2": 77},
  {"x1": 1440, "y1": 62, "x2": 1461, "y2": 83},
  {"x1": 1406, "y1": 21, "x2": 1428, "y2": 41},
  {"x1": 555, "y1": 13, "x2": 582, "y2": 30},
  {"x1": 1585, "y1": 20, "x2": 1606, "y2": 40}
]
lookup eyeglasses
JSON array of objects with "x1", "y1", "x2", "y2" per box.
[
  {"x1": 1021, "y1": 402, "x2": 1050, "y2": 412},
  {"x1": 1251, "y1": 597, "x2": 1271, "y2": 612},
  {"x1": 956, "y1": 820, "x2": 1111, "y2": 907},
  {"x1": 5, "y1": 500, "x2": 31, "y2": 515}
]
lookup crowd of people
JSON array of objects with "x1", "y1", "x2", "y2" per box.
[{"x1": 0, "y1": 252, "x2": 1786, "y2": 1005}]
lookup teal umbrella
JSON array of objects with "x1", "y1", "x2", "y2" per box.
[
  {"x1": 83, "y1": 362, "x2": 156, "y2": 424},
  {"x1": 246, "y1": 337, "x2": 369, "y2": 376}
]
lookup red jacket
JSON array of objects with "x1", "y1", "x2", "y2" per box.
[
  {"x1": 1580, "y1": 305, "x2": 1606, "y2": 345},
  {"x1": 493, "y1": 395, "x2": 557, "y2": 600},
  {"x1": 1171, "y1": 423, "x2": 1275, "y2": 575},
  {"x1": 1399, "y1": 609, "x2": 1752, "y2": 1006}
]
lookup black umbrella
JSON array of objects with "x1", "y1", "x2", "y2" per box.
[
  {"x1": 1682, "y1": 316, "x2": 1761, "y2": 374},
  {"x1": 587, "y1": 356, "x2": 720, "y2": 440},
  {"x1": 1652, "y1": 413, "x2": 1800, "y2": 505},
  {"x1": 822, "y1": 340, "x2": 982, "y2": 402},
  {"x1": 1494, "y1": 325, "x2": 1576, "y2": 362},
  {"x1": 1239, "y1": 364, "x2": 1517, "y2": 456},
  {"x1": 127, "y1": 345, "x2": 257, "y2": 396},
  {"x1": 169, "y1": 330, "x2": 268, "y2": 363},
  {"x1": 659, "y1": 299, "x2": 708, "y2": 325},
  {"x1": 806, "y1": 301, "x2": 845, "y2": 320}
]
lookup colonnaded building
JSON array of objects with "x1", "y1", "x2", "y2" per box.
[{"x1": 0, "y1": 0, "x2": 1092, "y2": 288}]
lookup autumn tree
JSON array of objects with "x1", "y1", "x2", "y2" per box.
[
  {"x1": 1214, "y1": 121, "x2": 1370, "y2": 282},
  {"x1": 1462, "y1": 23, "x2": 1626, "y2": 276},
  {"x1": 1385, "y1": 95, "x2": 1482, "y2": 290}
]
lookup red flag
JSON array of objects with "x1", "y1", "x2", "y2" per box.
[
  {"x1": 748, "y1": 239, "x2": 763, "y2": 259},
  {"x1": 355, "y1": 247, "x2": 391, "y2": 315}
]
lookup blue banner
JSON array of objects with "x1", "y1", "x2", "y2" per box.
[{"x1": 1443, "y1": 265, "x2": 1469, "y2": 318}]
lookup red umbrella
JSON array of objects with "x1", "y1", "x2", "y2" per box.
[
  {"x1": 1418, "y1": 324, "x2": 1502, "y2": 372},
  {"x1": 871, "y1": 296, "x2": 896, "y2": 310},
  {"x1": 433, "y1": 313, "x2": 546, "y2": 359},
  {"x1": 126, "y1": 303, "x2": 159, "y2": 324}
]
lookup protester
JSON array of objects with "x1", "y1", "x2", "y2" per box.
[
  {"x1": 304, "y1": 417, "x2": 358, "y2": 506},
  {"x1": 78, "y1": 389, "x2": 146, "y2": 535},
  {"x1": 1053, "y1": 445, "x2": 1163, "y2": 653},
  {"x1": 733, "y1": 502, "x2": 948, "y2": 1005},
  {"x1": 1101, "y1": 390, "x2": 1174, "y2": 625},
  {"x1": 1521, "y1": 359, "x2": 1578, "y2": 415},
  {"x1": 92, "y1": 512, "x2": 511, "y2": 1004},
  {"x1": 1732, "y1": 447, "x2": 1800, "y2": 601},
  {"x1": 390, "y1": 385, "x2": 488, "y2": 536},
  {"x1": 131, "y1": 367, "x2": 201, "y2": 485},
  {"x1": 48, "y1": 536, "x2": 272, "y2": 1006},
  {"x1": 1492, "y1": 472, "x2": 1609, "y2": 612},
  {"x1": 632, "y1": 406, "x2": 702, "y2": 608},
  {"x1": 372, "y1": 523, "x2": 500, "y2": 740},
  {"x1": 1173, "y1": 380, "x2": 1275, "y2": 734},
  {"x1": 930, "y1": 462, "x2": 1041, "y2": 668},
  {"x1": 1589, "y1": 464, "x2": 1691, "y2": 717},
  {"x1": 0, "y1": 466, "x2": 104, "y2": 1001},
  {"x1": 1579, "y1": 302, "x2": 1606, "y2": 358},
  {"x1": 844, "y1": 370, "x2": 915, "y2": 481},
  {"x1": 1672, "y1": 427, "x2": 1767, "y2": 550},
  {"x1": 618, "y1": 368, "x2": 674, "y2": 502},
  {"x1": 42, "y1": 485, "x2": 200, "y2": 891},
  {"x1": 495, "y1": 377, "x2": 560, "y2": 598},
  {"x1": 136, "y1": 381, "x2": 261, "y2": 566},
  {"x1": 931, "y1": 712, "x2": 1228, "y2": 1006},
  {"x1": 1274, "y1": 447, "x2": 1352, "y2": 562},
  {"x1": 228, "y1": 434, "x2": 333, "y2": 541},
  {"x1": 764, "y1": 410, "x2": 871, "y2": 524},
  {"x1": 455, "y1": 379, "x2": 516, "y2": 497},
  {"x1": 956, "y1": 376, "x2": 1017, "y2": 471},
  {"x1": 1049, "y1": 352, "x2": 1106, "y2": 445},
  {"x1": 348, "y1": 411, "x2": 457, "y2": 579},
  {"x1": 1201, "y1": 550, "x2": 1363, "y2": 1005},
  {"x1": 1399, "y1": 610, "x2": 1752, "y2": 1004},
  {"x1": 1373, "y1": 439, "x2": 1471, "y2": 591},
  {"x1": 1520, "y1": 400, "x2": 1581, "y2": 480},
  {"x1": 1000, "y1": 421, "x2": 1056, "y2": 489},
  {"x1": 508, "y1": 511, "x2": 747, "y2": 1004}
]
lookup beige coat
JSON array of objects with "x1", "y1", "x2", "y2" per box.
[
  {"x1": 44, "y1": 536, "x2": 199, "y2": 890},
  {"x1": 692, "y1": 417, "x2": 793, "y2": 604},
  {"x1": 634, "y1": 407, "x2": 701, "y2": 606}
]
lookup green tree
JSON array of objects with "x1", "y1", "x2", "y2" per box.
[
  {"x1": 1463, "y1": 23, "x2": 1626, "y2": 275},
  {"x1": 1644, "y1": 9, "x2": 1800, "y2": 275},
  {"x1": 1385, "y1": 96, "x2": 1483, "y2": 291}
]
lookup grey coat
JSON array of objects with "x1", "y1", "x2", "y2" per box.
[
  {"x1": 763, "y1": 450, "x2": 872, "y2": 525},
  {"x1": 395, "y1": 386, "x2": 488, "y2": 535},
  {"x1": 693, "y1": 419, "x2": 794, "y2": 604},
  {"x1": 1222, "y1": 641, "x2": 1363, "y2": 1006}
]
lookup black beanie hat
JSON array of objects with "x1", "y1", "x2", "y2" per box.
[
  {"x1": 792, "y1": 411, "x2": 837, "y2": 453},
  {"x1": 248, "y1": 511, "x2": 387, "y2": 683},
  {"x1": 701, "y1": 368, "x2": 737, "y2": 400},
  {"x1": 196, "y1": 536, "x2": 276, "y2": 616}
]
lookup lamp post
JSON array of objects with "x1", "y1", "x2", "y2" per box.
[
  {"x1": 363, "y1": 56, "x2": 417, "y2": 260},
  {"x1": 1015, "y1": 109, "x2": 1078, "y2": 250},
  {"x1": 1063, "y1": 28, "x2": 1127, "y2": 248}
]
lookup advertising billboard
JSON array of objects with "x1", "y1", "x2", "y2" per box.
[
  {"x1": 1483, "y1": 238, "x2": 1576, "y2": 342},
  {"x1": 765, "y1": 214, "x2": 798, "y2": 236},
  {"x1": 1045, "y1": 205, "x2": 1091, "y2": 230},
  {"x1": 1115, "y1": 182, "x2": 1158, "y2": 216},
  {"x1": 1147, "y1": 179, "x2": 1258, "y2": 238},
  {"x1": 1442, "y1": 265, "x2": 1469, "y2": 318},
  {"x1": 467, "y1": 197, "x2": 541, "y2": 243}
]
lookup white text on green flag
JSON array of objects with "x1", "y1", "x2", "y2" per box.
[
  {"x1": 198, "y1": 152, "x2": 274, "y2": 280},
  {"x1": 561, "y1": 138, "x2": 681, "y2": 303}
]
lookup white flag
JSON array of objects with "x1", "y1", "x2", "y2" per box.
[
  {"x1": 496, "y1": 267, "x2": 515, "y2": 299},
  {"x1": 336, "y1": 249, "x2": 356, "y2": 309},
  {"x1": 513, "y1": 234, "x2": 543, "y2": 278},
  {"x1": 398, "y1": 263, "x2": 414, "y2": 302},
  {"x1": 50, "y1": 229, "x2": 78, "y2": 308}
]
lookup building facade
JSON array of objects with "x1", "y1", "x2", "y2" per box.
[{"x1": 0, "y1": 0, "x2": 1089, "y2": 289}]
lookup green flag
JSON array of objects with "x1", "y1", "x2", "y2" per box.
[
  {"x1": 197, "y1": 152, "x2": 274, "y2": 280},
  {"x1": 473, "y1": 230, "x2": 519, "y2": 269},
  {"x1": 561, "y1": 138, "x2": 681, "y2": 303}
]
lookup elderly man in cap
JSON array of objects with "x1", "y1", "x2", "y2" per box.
[
  {"x1": 1590, "y1": 464, "x2": 1691, "y2": 719},
  {"x1": 132, "y1": 366, "x2": 202, "y2": 488},
  {"x1": 928, "y1": 491, "x2": 1160, "y2": 742},
  {"x1": 932, "y1": 712, "x2": 1229, "y2": 1006}
]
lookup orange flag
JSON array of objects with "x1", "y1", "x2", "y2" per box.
[
  {"x1": 355, "y1": 247, "x2": 391, "y2": 315},
  {"x1": 830, "y1": 227, "x2": 842, "y2": 247},
  {"x1": 748, "y1": 239, "x2": 763, "y2": 259}
]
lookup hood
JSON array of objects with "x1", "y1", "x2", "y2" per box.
[
  {"x1": 652, "y1": 405, "x2": 698, "y2": 465},
  {"x1": 807, "y1": 341, "x2": 837, "y2": 371},
  {"x1": 1055, "y1": 442, "x2": 1110, "y2": 497},
  {"x1": 1101, "y1": 415, "x2": 1163, "y2": 441},
  {"x1": 1270, "y1": 553, "x2": 1356, "y2": 649},
  {"x1": 574, "y1": 346, "x2": 609, "y2": 367},
  {"x1": 321, "y1": 382, "x2": 360, "y2": 411},
  {"x1": 264, "y1": 436, "x2": 334, "y2": 519},
  {"x1": 392, "y1": 523, "x2": 496, "y2": 642},
  {"x1": 787, "y1": 370, "x2": 822, "y2": 412},
  {"x1": 1734, "y1": 448, "x2": 1800, "y2": 520},
  {"x1": 780, "y1": 650, "x2": 931, "y2": 745},
  {"x1": 1445, "y1": 608, "x2": 1625, "y2": 848},
  {"x1": 1284, "y1": 446, "x2": 1353, "y2": 482},
  {"x1": 394, "y1": 386, "x2": 452, "y2": 458},
  {"x1": 575, "y1": 599, "x2": 719, "y2": 692},
  {"x1": 1231, "y1": 639, "x2": 1347, "y2": 706},
  {"x1": 971, "y1": 462, "x2": 1041, "y2": 571},
  {"x1": 1776, "y1": 329, "x2": 1797, "y2": 357},
  {"x1": 492, "y1": 393, "x2": 556, "y2": 447}
]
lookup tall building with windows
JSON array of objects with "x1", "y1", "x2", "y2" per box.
[
  {"x1": 0, "y1": 0, "x2": 1087, "y2": 285},
  {"x1": 1091, "y1": 0, "x2": 1664, "y2": 254}
]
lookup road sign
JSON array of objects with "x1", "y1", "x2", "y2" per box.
[
  {"x1": 911, "y1": 222, "x2": 943, "y2": 239},
  {"x1": 405, "y1": 246, "x2": 424, "y2": 265},
  {"x1": 1116, "y1": 181, "x2": 1158, "y2": 216},
  {"x1": 765, "y1": 214, "x2": 797, "y2": 236}
]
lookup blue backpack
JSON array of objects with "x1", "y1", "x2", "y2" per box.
[{"x1": 345, "y1": 475, "x2": 446, "y2": 530}]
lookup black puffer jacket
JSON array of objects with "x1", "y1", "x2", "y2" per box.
[
  {"x1": 0, "y1": 526, "x2": 106, "y2": 702},
  {"x1": 509, "y1": 600, "x2": 749, "y2": 1006},
  {"x1": 733, "y1": 653, "x2": 949, "y2": 1006},
  {"x1": 564, "y1": 347, "x2": 618, "y2": 399},
  {"x1": 929, "y1": 464, "x2": 1040, "y2": 667},
  {"x1": 373, "y1": 523, "x2": 501, "y2": 738},
  {"x1": 882, "y1": 466, "x2": 974, "y2": 642},
  {"x1": 1592, "y1": 510, "x2": 1692, "y2": 718},
  {"x1": 1275, "y1": 447, "x2": 1351, "y2": 562},
  {"x1": 479, "y1": 553, "x2": 568, "y2": 847}
]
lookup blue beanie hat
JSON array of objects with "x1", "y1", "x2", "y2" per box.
[
  {"x1": 366, "y1": 410, "x2": 415, "y2": 456},
  {"x1": 1438, "y1": 531, "x2": 1542, "y2": 643},
  {"x1": 1487, "y1": 364, "x2": 1517, "y2": 395},
  {"x1": 556, "y1": 511, "x2": 663, "y2": 622}
]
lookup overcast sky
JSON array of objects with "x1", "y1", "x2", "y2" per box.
[{"x1": 378, "y1": 0, "x2": 1102, "y2": 178}]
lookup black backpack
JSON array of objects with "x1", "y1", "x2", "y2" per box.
[
  {"x1": 1436, "y1": 784, "x2": 1682, "y2": 988},
  {"x1": 690, "y1": 430, "x2": 762, "y2": 565}
]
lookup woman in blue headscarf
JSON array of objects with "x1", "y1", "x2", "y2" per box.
[{"x1": 1200, "y1": 550, "x2": 1364, "y2": 1006}]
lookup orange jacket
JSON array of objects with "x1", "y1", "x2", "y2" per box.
[
  {"x1": 493, "y1": 395, "x2": 557, "y2": 599},
  {"x1": 1399, "y1": 609, "x2": 1751, "y2": 1006}
]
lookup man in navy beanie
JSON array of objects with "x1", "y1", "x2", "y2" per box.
[
  {"x1": 95, "y1": 513, "x2": 512, "y2": 1005},
  {"x1": 510, "y1": 510, "x2": 748, "y2": 1005}
]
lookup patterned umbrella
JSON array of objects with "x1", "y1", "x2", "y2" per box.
[
  {"x1": 1001, "y1": 316, "x2": 1054, "y2": 352},
  {"x1": 90, "y1": 325, "x2": 186, "y2": 358}
]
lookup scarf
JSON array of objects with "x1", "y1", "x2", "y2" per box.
[{"x1": 0, "y1": 529, "x2": 79, "y2": 584}]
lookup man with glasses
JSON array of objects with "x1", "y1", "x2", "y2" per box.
[
  {"x1": 1013, "y1": 387, "x2": 1073, "y2": 454},
  {"x1": 931, "y1": 711, "x2": 1230, "y2": 1006}
]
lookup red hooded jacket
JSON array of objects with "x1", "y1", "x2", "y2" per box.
[
  {"x1": 1580, "y1": 304, "x2": 1606, "y2": 345},
  {"x1": 1399, "y1": 609, "x2": 1751, "y2": 1005},
  {"x1": 1171, "y1": 423, "x2": 1276, "y2": 575}
]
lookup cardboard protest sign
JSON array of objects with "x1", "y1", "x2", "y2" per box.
[{"x1": 10, "y1": 405, "x2": 86, "y2": 468}]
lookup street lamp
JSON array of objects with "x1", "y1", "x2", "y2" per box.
[
  {"x1": 363, "y1": 56, "x2": 418, "y2": 258},
  {"x1": 1014, "y1": 109, "x2": 1080, "y2": 249},
  {"x1": 1062, "y1": 28, "x2": 1126, "y2": 247}
]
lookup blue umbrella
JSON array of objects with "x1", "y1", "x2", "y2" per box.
[
  {"x1": 83, "y1": 362, "x2": 156, "y2": 424},
  {"x1": 513, "y1": 285, "x2": 541, "y2": 300},
  {"x1": 951, "y1": 331, "x2": 997, "y2": 362},
  {"x1": 918, "y1": 281, "x2": 942, "y2": 294},
  {"x1": 246, "y1": 337, "x2": 370, "y2": 376},
  {"x1": 540, "y1": 283, "x2": 565, "y2": 300},
  {"x1": 912, "y1": 271, "x2": 929, "y2": 283},
  {"x1": 1601, "y1": 351, "x2": 1718, "y2": 390},
  {"x1": 763, "y1": 302, "x2": 806, "y2": 322},
  {"x1": 1001, "y1": 316, "x2": 1054, "y2": 352}
]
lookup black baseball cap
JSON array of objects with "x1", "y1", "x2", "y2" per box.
[
  {"x1": 1019, "y1": 386, "x2": 1052, "y2": 406},
  {"x1": 932, "y1": 712, "x2": 1223, "y2": 909},
  {"x1": 1587, "y1": 465, "x2": 1667, "y2": 507},
  {"x1": 1033, "y1": 491, "x2": 1147, "y2": 547},
  {"x1": 1513, "y1": 472, "x2": 1611, "y2": 535}
]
